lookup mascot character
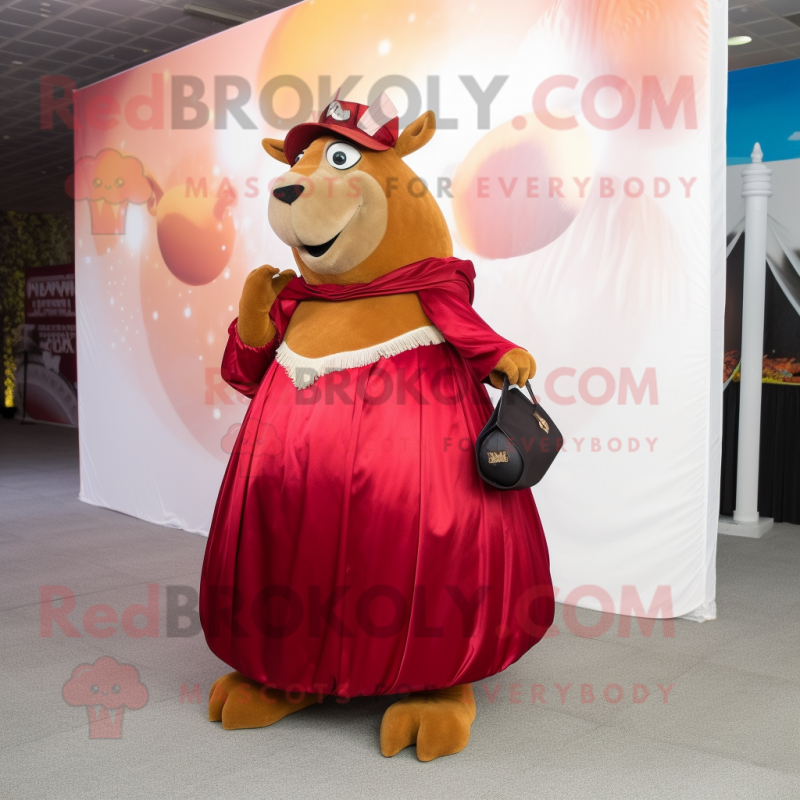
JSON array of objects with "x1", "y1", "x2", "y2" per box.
[{"x1": 200, "y1": 93, "x2": 554, "y2": 762}]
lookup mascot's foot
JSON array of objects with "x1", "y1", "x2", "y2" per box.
[
  {"x1": 380, "y1": 684, "x2": 476, "y2": 762},
  {"x1": 208, "y1": 671, "x2": 319, "y2": 730}
]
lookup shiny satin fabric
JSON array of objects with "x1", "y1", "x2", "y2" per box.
[{"x1": 200, "y1": 260, "x2": 554, "y2": 697}]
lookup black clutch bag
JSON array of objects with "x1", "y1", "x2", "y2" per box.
[{"x1": 475, "y1": 376, "x2": 562, "y2": 490}]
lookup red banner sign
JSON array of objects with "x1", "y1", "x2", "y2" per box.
[{"x1": 20, "y1": 264, "x2": 78, "y2": 424}]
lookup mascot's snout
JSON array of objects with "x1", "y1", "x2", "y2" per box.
[
  {"x1": 272, "y1": 184, "x2": 304, "y2": 204},
  {"x1": 265, "y1": 137, "x2": 388, "y2": 277}
]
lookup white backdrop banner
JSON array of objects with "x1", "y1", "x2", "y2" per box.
[{"x1": 75, "y1": 0, "x2": 727, "y2": 618}]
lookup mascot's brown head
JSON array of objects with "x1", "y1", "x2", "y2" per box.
[{"x1": 262, "y1": 92, "x2": 452, "y2": 285}]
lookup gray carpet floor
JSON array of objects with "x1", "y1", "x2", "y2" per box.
[{"x1": 1, "y1": 420, "x2": 798, "y2": 799}]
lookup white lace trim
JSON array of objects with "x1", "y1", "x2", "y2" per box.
[{"x1": 276, "y1": 325, "x2": 445, "y2": 389}]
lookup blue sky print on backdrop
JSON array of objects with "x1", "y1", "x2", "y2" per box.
[{"x1": 728, "y1": 58, "x2": 800, "y2": 165}]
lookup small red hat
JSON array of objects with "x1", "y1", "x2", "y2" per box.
[{"x1": 283, "y1": 90, "x2": 399, "y2": 164}]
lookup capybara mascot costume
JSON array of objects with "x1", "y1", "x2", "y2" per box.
[{"x1": 200, "y1": 93, "x2": 554, "y2": 761}]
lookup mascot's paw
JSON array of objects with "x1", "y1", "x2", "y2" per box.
[
  {"x1": 237, "y1": 265, "x2": 296, "y2": 347},
  {"x1": 490, "y1": 347, "x2": 536, "y2": 389},
  {"x1": 380, "y1": 684, "x2": 476, "y2": 762},
  {"x1": 208, "y1": 671, "x2": 318, "y2": 730}
]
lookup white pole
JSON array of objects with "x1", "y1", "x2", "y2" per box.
[{"x1": 721, "y1": 143, "x2": 773, "y2": 538}]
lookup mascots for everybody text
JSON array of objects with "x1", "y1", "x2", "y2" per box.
[{"x1": 200, "y1": 92, "x2": 554, "y2": 761}]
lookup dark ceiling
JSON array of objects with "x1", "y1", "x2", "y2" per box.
[
  {"x1": 728, "y1": 0, "x2": 800, "y2": 69},
  {"x1": 2, "y1": 0, "x2": 800, "y2": 217}
]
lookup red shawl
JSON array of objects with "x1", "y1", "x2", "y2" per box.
[{"x1": 267, "y1": 256, "x2": 517, "y2": 382}]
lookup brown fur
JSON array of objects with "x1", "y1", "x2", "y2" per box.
[
  {"x1": 380, "y1": 684, "x2": 476, "y2": 761},
  {"x1": 238, "y1": 111, "x2": 535, "y2": 386}
]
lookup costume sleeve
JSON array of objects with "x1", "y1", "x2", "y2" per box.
[
  {"x1": 418, "y1": 287, "x2": 519, "y2": 382},
  {"x1": 220, "y1": 318, "x2": 279, "y2": 398}
]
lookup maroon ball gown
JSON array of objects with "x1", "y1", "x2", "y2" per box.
[{"x1": 200, "y1": 257, "x2": 554, "y2": 698}]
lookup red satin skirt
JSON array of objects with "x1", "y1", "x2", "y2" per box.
[{"x1": 200, "y1": 342, "x2": 554, "y2": 697}]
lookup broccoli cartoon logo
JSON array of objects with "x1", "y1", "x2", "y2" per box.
[
  {"x1": 62, "y1": 656, "x2": 148, "y2": 739},
  {"x1": 72, "y1": 149, "x2": 155, "y2": 235}
]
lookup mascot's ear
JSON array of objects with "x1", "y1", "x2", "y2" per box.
[
  {"x1": 394, "y1": 111, "x2": 436, "y2": 158},
  {"x1": 262, "y1": 137, "x2": 290, "y2": 165}
]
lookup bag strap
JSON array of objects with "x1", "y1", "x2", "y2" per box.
[
  {"x1": 502, "y1": 375, "x2": 536, "y2": 406},
  {"x1": 524, "y1": 380, "x2": 535, "y2": 405},
  {"x1": 502, "y1": 376, "x2": 550, "y2": 433}
]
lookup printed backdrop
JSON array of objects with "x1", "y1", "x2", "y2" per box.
[{"x1": 75, "y1": 0, "x2": 727, "y2": 618}]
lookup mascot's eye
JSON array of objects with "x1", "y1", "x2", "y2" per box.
[
  {"x1": 111, "y1": 684, "x2": 121, "y2": 694},
  {"x1": 90, "y1": 684, "x2": 99, "y2": 694},
  {"x1": 294, "y1": 151, "x2": 304, "y2": 165},
  {"x1": 326, "y1": 142, "x2": 361, "y2": 170},
  {"x1": 92, "y1": 178, "x2": 102, "y2": 188},
  {"x1": 114, "y1": 178, "x2": 124, "y2": 188}
]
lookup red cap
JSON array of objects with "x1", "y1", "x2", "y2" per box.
[{"x1": 283, "y1": 92, "x2": 399, "y2": 164}]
